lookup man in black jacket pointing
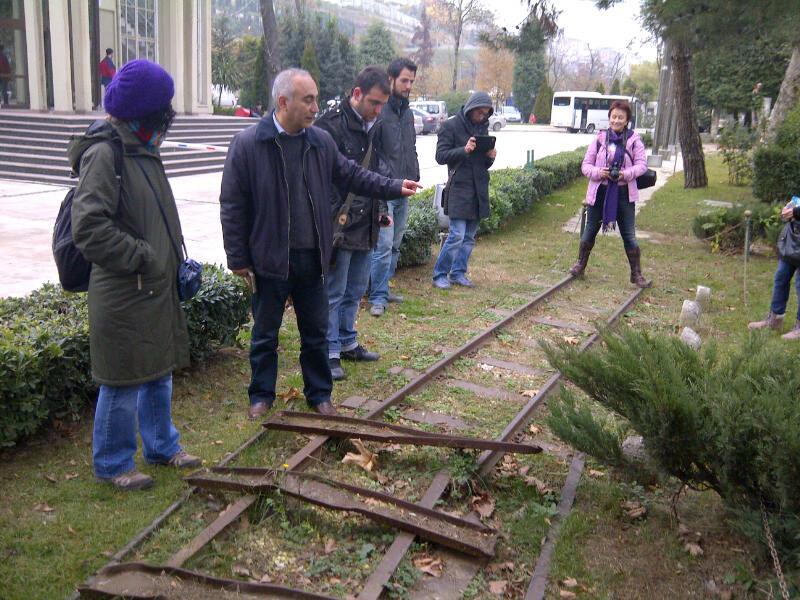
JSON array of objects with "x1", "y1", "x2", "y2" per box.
[{"x1": 219, "y1": 68, "x2": 421, "y2": 419}]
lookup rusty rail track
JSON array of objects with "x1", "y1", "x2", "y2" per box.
[{"x1": 76, "y1": 273, "x2": 645, "y2": 599}]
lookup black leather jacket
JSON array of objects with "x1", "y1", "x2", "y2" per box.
[{"x1": 373, "y1": 94, "x2": 420, "y2": 183}]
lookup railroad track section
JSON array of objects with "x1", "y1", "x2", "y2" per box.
[{"x1": 77, "y1": 273, "x2": 644, "y2": 599}]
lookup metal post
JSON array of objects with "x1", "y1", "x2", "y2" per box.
[{"x1": 744, "y1": 210, "x2": 752, "y2": 306}]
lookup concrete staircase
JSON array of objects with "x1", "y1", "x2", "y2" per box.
[{"x1": 0, "y1": 112, "x2": 256, "y2": 186}]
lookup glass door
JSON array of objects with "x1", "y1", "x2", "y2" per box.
[{"x1": 0, "y1": 0, "x2": 30, "y2": 108}]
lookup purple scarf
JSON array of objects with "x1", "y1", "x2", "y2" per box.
[{"x1": 602, "y1": 129, "x2": 627, "y2": 232}]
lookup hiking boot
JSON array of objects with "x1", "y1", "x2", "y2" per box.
[
  {"x1": 387, "y1": 292, "x2": 404, "y2": 303},
  {"x1": 449, "y1": 275, "x2": 475, "y2": 288},
  {"x1": 782, "y1": 320, "x2": 800, "y2": 340},
  {"x1": 569, "y1": 241, "x2": 594, "y2": 277},
  {"x1": 99, "y1": 470, "x2": 154, "y2": 491},
  {"x1": 748, "y1": 312, "x2": 784, "y2": 331},
  {"x1": 370, "y1": 304, "x2": 385, "y2": 317},
  {"x1": 341, "y1": 345, "x2": 380, "y2": 362},
  {"x1": 625, "y1": 246, "x2": 652, "y2": 288},
  {"x1": 313, "y1": 401, "x2": 339, "y2": 416},
  {"x1": 165, "y1": 450, "x2": 202, "y2": 469},
  {"x1": 329, "y1": 358, "x2": 346, "y2": 381}
]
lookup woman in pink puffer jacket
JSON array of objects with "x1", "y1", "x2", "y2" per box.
[{"x1": 569, "y1": 99, "x2": 651, "y2": 288}]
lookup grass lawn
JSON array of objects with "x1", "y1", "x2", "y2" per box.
[{"x1": 0, "y1": 153, "x2": 792, "y2": 599}]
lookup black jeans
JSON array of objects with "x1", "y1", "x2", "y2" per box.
[
  {"x1": 248, "y1": 249, "x2": 331, "y2": 408},
  {"x1": 581, "y1": 185, "x2": 638, "y2": 249}
]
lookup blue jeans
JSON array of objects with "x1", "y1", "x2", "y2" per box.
[
  {"x1": 327, "y1": 248, "x2": 372, "y2": 358},
  {"x1": 249, "y1": 249, "x2": 331, "y2": 408},
  {"x1": 433, "y1": 218, "x2": 479, "y2": 281},
  {"x1": 369, "y1": 198, "x2": 408, "y2": 306},
  {"x1": 581, "y1": 185, "x2": 638, "y2": 249},
  {"x1": 770, "y1": 258, "x2": 800, "y2": 319},
  {"x1": 92, "y1": 374, "x2": 180, "y2": 479}
]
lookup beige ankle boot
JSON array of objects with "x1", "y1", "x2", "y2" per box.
[{"x1": 748, "y1": 312, "x2": 784, "y2": 331}]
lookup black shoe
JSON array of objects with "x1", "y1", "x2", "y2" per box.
[
  {"x1": 341, "y1": 344, "x2": 380, "y2": 362},
  {"x1": 329, "y1": 358, "x2": 347, "y2": 381}
]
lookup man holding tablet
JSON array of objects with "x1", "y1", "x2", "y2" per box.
[{"x1": 432, "y1": 91, "x2": 497, "y2": 289}]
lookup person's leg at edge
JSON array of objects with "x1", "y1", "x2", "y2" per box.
[
  {"x1": 339, "y1": 249, "x2": 372, "y2": 353},
  {"x1": 770, "y1": 259, "x2": 795, "y2": 318},
  {"x1": 326, "y1": 249, "x2": 352, "y2": 360},
  {"x1": 248, "y1": 273, "x2": 291, "y2": 409},
  {"x1": 433, "y1": 218, "x2": 467, "y2": 283},
  {"x1": 138, "y1": 374, "x2": 181, "y2": 464},
  {"x1": 369, "y1": 200, "x2": 398, "y2": 308},
  {"x1": 388, "y1": 197, "x2": 409, "y2": 281},
  {"x1": 449, "y1": 218, "x2": 479, "y2": 281},
  {"x1": 93, "y1": 383, "x2": 139, "y2": 479},
  {"x1": 289, "y1": 250, "x2": 333, "y2": 408}
]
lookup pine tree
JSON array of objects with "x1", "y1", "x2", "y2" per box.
[
  {"x1": 610, "y1": 78, "x2": 621, "y2": 94},
  {"x1": 532, "y1": 79, "x2": 553, "y2": 123},
  {"x1": 301, "y1": 39, "x2": 321, "y2": 86},
  {"x1": 511, "y1": 21, "x2": 546, "y2": 122},
  {"x1": 358, "y1": 21, "x2": 396, "y2": 69},
  {"x1": 594, "y1": 81, "x2": 605, "y2": 94}
]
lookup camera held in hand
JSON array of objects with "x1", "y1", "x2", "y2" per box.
[{"x1": 608, "y1": 162, "x2": 621, "y2": 182}]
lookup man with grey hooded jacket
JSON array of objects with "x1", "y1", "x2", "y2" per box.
[{"x1": 432, "y1": 91, "x2": 497, "y2": 288}]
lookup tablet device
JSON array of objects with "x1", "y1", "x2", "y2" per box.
[{"x1": 474, "y1": 135, "x2": 496, "y2": 153}]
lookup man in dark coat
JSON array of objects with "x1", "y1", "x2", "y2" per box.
[
  {"x1": 432, "y1": 91, "x2": 497, "y2": 288},
  {"x1": 219, "y1": 68, "x2": 420, "y2": 419},
  {"x1": 98, "y1": 48, "x2": 116, "y2": 108},
  {"x1": 314, "y1": 66, "x2": 391, "y2": 381},
  {"x1": 70, "y1": 60, "x2": 201, "y2": 491},
  {"x1": 367, "y1": 57, "x2": 420, "y2": 317}
]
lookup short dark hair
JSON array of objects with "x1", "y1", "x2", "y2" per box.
[
  {"x1": 106, "y1": 48, "x2": 113, "y2": 55},
  {"x1": 387, "y1": 57, "x2": 417, "y2": 79},
  {"x1": 354, "y1": 66, "x2": 390, "y2": 96},
  {"x1": 608, "y1": 99, "x2": 632, "y2": 121}
]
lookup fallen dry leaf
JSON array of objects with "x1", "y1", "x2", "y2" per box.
[
  {"x1": 413, "y1": 555, "x2": 443, "y2": 577},
  {"x1": 487, "y1": 561, "x2": 515, "y2": 573},
  {"x1": 43, "y1": 474, "x2": 57, "y2": 483},
  {"x1": 471, "y1": 493, "x2": 496, "y2": 520},
  {"x1": 67, "y1": 525, "x2": 76, "y2": 534},
  {"x1": 622, "y1": 500, "x2": 647, "y2": 520},
  {"x1": 259, "y1": 573, "x2": 272, "y2": 583},
  {"x1": 524, "y1": 475, "x2": 554, "y2": 495},
  {"x1": 685, "y1": 542, "x2": 704, "y2": 557},
  {"x1": 232, "y1": 565, "x2": 251, "y2": 577},
  {"x1": 277, "y1": 387, "x2": 301, "y2": 402},
  {"x1": 528, "y1": 424, "x2": 542, "y2": 435},
  {"x1": 479, "y1": 363, "x2": 495, "y2": 371},
  {"x1": 33, "y1": 503, "x2": 55, "y2": 513},
  {"x1": 400, "y1": 355, "x2": 410, "y2": 360},
  {"x1": 488, "y1": 580, "x2": 508, "y2": 595},
  {"x1": 562, "y1": 577, "x2": 578, "y2": 588},
  {"x1": 559, "y1": 590, "x2": 577, "y2": 599},
  {"x1": 342, "y1": 439, "x2": 378, "y2": 472},
  {"x1": 587, "y1": 469, "x2": 605, "y2": 478},
  {"x1": 521, "y1": 389, "x2": 539, "y2": 398},
  {"x1": 324, "y1": 538, "x2": 337, "y2": 554},
  {"x1": 64, "y1": 473, "x2": 79, "y2": 480},
  {"x1": 375, "y1": 473, "x2": 389, "y2": 485}
]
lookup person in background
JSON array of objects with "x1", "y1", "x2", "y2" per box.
[
  {"x1": 368, "y1": 57, "x2": 420, "y2": 317},
  {"x1": 748, "y1": 197, "x2": 800, "y2": 339},
  {"x1": 570, "y1": 99, "x2": 651, "y2": 288},
  {"x1": 98, "y1": 48, "x2": 116, "y2": 109},
  {"x1": 219, "y1": 68, "x2": 421, "y2": 419},
  {"x1": 315, "y1": 66, "x2": 392, "y2": 381},
  {"x1": 432, "y1": 91, "x2": 496, "y2": 289},
  {"x1": 70, "y1": 60, "x2": 202, "y2": 491},
  {"x1": 0, "y1": 45, "x2": 12, "y2": 107}
]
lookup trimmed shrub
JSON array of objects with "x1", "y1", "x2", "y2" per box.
[
  {"x1": 692, "y1": 203, "x2": 781, "y2": 253},
  {"x1": 534, "y1": 148, "x2": 586, "y2": 188},
  {"x1": 0, "y1": 266, "x2": 250, "y2": 447},
  {"x1": 397, "y1": 195, "x2": 439, "y2": 268},
  {"x1": 752, "y1": 144, "x2": 800, "y2": 203},
  {"x1": 544, "y1": 328, "x2": 800, "y2": 567}
]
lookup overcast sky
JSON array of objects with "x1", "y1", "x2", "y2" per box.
[{"x1": 490, "y1": 0, "x2": 659, "y2": 64}]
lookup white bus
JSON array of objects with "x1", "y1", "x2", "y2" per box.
[{"x1": 551, "y1": 91, "x2": 638, "y2": 133}]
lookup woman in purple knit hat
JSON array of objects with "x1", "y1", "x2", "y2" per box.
[
  {"x1": 68, "y1": 59, "x2": 202, "y2": 491},
  {"x1": 570, "y1": 99, "x2": 651, "y2": 288}
]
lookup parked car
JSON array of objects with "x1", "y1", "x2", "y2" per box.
[
  {"x1": 410, "y1": 100, "x2": 447, "y2": 132},
  {"x1": 411, "y1": 107, "x2": 437, "y2": 134},
  {"x1": 501, "y1": 106, "x2": 522, "y2": 122},
  {"x1": 413, "y1": 111, "x2": 424, "y2": 135},
  {"x1": 488, "y1": 114, "x2": 506, "y2": 132}
]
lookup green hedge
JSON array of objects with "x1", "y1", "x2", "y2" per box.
[
  {"x1": 396, "y1": 148, "x2": 585, "y2": 265},
  {"x1": 753, "y1": 103, "x2": 800, "y2": 203},
  {"x1": 0, "y1": 266, "x2": 250, "y2": 447},
  {"x1": 692, "y1": 203, "x2": 782, "y2": 253}
]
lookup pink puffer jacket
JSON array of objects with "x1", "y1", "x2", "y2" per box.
[{"x1": 581, "y1": 129, "x2": 648, "y2": 205}]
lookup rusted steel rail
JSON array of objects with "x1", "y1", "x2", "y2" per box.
[
  {"x1": 263, "y1": 411, "x2": 543, "y2": 454},
  {"x1": 158, "y1": 274, "x2": 577, "y2": 571},
  {"x1": 357, "y1": 286, "x2": 645, "y2": 599}
]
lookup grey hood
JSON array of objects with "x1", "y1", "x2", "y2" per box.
[{"x1": 460, "y1": 91, "x2": 494, "y2": 133}]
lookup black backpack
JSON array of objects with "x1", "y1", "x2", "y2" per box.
[{"x1": 53, "y1": 125, "x2": 123, "y2": 292}]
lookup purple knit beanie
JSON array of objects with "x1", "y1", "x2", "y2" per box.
[{"x1": 104, "y1": 59, "x2": 174, "y2": 120}]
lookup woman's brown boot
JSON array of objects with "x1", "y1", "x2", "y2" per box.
[
  {"x1": 569, "y1": 241, "x2": 594, "y2": 277},
  {"x1": 625, "y1": 246, "x2": 652, "y2": 288}
]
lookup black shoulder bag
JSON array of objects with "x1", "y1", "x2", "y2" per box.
[
  {"x1": 133, "y1": 159, "x2": 203, "y2": 301},
  {"x1": 778, "y1": 220, "x2": 800, "y2": 266},
  {"x1": 333, "y1": 138, "x2": 374, "y2": 248}
]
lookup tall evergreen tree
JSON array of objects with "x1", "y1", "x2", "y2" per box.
[
  {"x1": 301, "y1": 39, "x2": 321, "y2": 85},
  {"x1": 610, "y1": 78, "x2": 621, "y2": 94},
  {"x1": 358, "y1": 22, "x2": 396, "y2": 69},
  {"x1": 511, "y1": 21, "x2": 546, "y2": 121},
  {"x1": 532, "y1": 79, "x2": 553, "y2": 123}
]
